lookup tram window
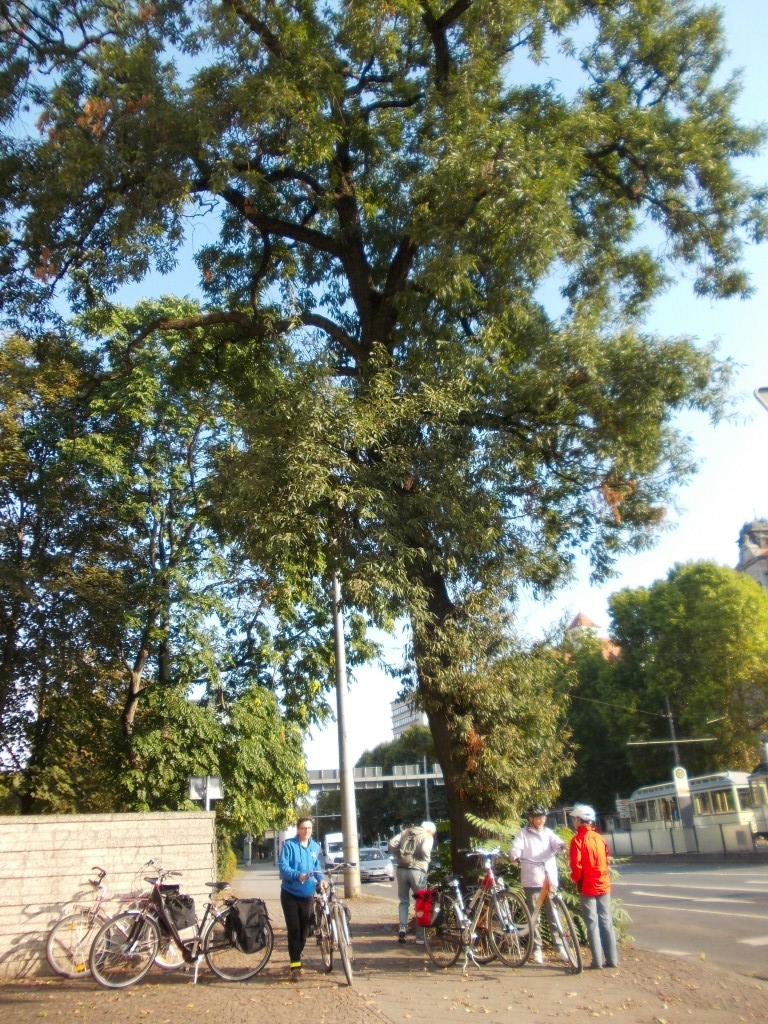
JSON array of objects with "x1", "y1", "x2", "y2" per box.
[
  {"x1": 711, "y1": 789, "x2": 735, "y2": 813},
  {"x1": 737, "y1": 787, "x2": 753, "y2": 810},
  {"x1": 752, "y1": 781, "x2": 768, "y2": 806},
  {"x1": 648, "y1": 800, "x2": 659, "y2": 821},
  {"x1": 634, "y1": 801, "x2": 649, "y2": 822},
  {"x1": 694, "y1": 792, "x2": 712, "y2": 815}
]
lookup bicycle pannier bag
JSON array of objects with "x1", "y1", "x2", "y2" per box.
[
  {"x1": 227, "y1": 898, "x2": 269, "y2": 954},
  {"x1": 414, "y1": 888, "x2": 443, "y2": 928},
  {"x1": 165, "y1": 892, "x2": 196, "y2": 931},
  {"x1": 395, "y1": 827, "x2": 421, "y2": 869}
]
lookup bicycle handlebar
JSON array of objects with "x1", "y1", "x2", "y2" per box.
[{"x1": 142, "y1": 868, "x2": 182, "y2": 884}]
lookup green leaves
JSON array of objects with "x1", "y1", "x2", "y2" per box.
[
  {"x1": 1, "y1": 2, "x2": 765, "y2": 845},
  {"x1": 563, "y1": 561, "x2": 768, "y2": 809}
]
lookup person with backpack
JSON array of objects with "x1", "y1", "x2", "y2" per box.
[
  {"x1": 278, "y1": 816, "x2": 325, "y2": 981},
  {"x1": 569, "y1": 803, "x2": 619, "y2": 970},
  {"x1": 388, "y1": 820, "x2": 437, "y2": 944}
]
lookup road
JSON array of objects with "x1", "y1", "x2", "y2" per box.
[
  {"x1": 612, "y1": 860, "x2": 768, "y2": 981},
  {"x1": 362, "y1": 859, "x2": 768, "y2": 981}
]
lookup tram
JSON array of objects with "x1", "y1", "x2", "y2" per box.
[
  {"x1": 627, "y1": 770, "x2": 757, "y2": 831},
  {"x1": 747, "y1": 761, "x2": 768, "y2": 839}
]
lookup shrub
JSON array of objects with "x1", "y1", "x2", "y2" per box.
[{"x1": 216, "y1": 830, "x2": 238, "y2": 881}]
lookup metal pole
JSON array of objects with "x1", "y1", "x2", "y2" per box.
[
  {"x1": 332, "y1": 569, "x2": 361, "y2": 897},
  {"x1": 423, "y1": 754, "x2": 430, "y2": 819},
  {"x1": 665, "y1": 695, "x2": 682, "y2": 766}
]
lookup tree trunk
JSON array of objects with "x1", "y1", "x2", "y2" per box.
[{"x1": 410, "y1": 565, "x2": 474, "y2": 874}]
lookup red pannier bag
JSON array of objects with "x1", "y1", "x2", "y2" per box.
[{"x1": 414, "y1": 888, "x2": 443, "y2": 928}]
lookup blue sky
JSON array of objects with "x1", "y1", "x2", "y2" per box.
[{"x1": 305, "y1": 2, "x2": 768, "y2": 770}]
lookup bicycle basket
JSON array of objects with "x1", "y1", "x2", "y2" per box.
[
  {"x1": 226, "y1": 898, "x2": 269, "y2": 954},
  {"x1": 414, "y1": 888, "x2": 443, "y2": 928},
  {"x1": 165, "y1": 892, "x2": 196, "y2": 931}
]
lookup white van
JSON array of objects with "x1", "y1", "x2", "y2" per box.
[{"x1": 323, "y1": 831, "x2": 344, "y2": 869}]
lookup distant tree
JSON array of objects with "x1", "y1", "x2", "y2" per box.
[
  {"x1": 1, "y1": 2, "x2": 765, "y2": 853},
  {"x1": 608, "y1": 562, "x2": 768, "y2": 777},
  {"x1": 557, "y1": 628, "x2": 639, "y2": 814}
]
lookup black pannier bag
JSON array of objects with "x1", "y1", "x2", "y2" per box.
[
  {"x1": 165, "y1": 892, "x2": 196, "y2": 931},
  {"x1": 226, "y1": 898, "x2": 269, "y2": 953}
]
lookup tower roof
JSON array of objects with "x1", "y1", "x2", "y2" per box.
[{"x1": 567, "y1": 612, "x2": 597, "y2": 630}]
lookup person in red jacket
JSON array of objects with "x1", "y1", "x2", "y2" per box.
[{"x1": 569, "y1": 804, "x2": 618, "y2": 970}]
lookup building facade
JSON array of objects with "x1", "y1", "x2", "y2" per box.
[
  {"x1": 736, "y1": 519, "x2": 768, "y2": 589},
  {"x1": 390, "y1": 696, "x2": 428, "y2": 739}
]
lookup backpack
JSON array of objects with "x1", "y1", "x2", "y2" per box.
[
  {"x1": 226, "y1": 898, "x2": 270, "y2": 954},
  {"x1": 395, "y1": 827, "x2": 422, "y2": 869},
  {"x1": 414, "y1": 888, "x2": 443, "y2": 928}
]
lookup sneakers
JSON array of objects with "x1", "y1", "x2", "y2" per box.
[
  {"x1": 289, "y1": 966, "x2": 303, "y2": 982},
  {"x1": 556, "y1": 946, "x2": 570, "y2": 961},
  {"x1": 415, "y1": 937, "x2": 425, "y2": 945},
  {"x1": 532, "y1": 948, "x2": 543, "y2": 964},
  {"x1": 398, "y1": 930, "x2": 407, "y2": 944}
]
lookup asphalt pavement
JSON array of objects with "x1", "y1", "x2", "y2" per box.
[{"x1": 1, "y1": 861, "x2": 766, "y2": 1024}]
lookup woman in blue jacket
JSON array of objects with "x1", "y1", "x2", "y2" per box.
[{"x1": 278, "y1": 816, "x2": 325, "y2": 981}]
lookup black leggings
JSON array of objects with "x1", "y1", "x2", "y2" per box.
[{"x1": 280, "y1": 889, "x2": 313, "y2": 966}]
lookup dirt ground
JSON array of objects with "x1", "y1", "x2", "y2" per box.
[{"x1": 2, "y1": 893, "x2": 766, "y2": 1024}]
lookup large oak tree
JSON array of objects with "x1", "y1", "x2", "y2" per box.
[{"x1": 1, "y1": 1, "x2": 765, "y2": 850}]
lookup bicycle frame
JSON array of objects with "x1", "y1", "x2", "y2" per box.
[
  {"x1": 141, "y1": 872, "x2": 222, "y2": 966},
  {"x1": 313, "y1": 862, "x2": 354, "y2": 984},
  {"x1": 313, "y1": 863, "x2": 350, "y2": 939},
  {"x1": 524, "y1": 869, "x2": 583, "y2": 973},
  {"x1": 445, "y1": 850, "x2": 506, "y2": 966},
  {"x1": 424, "y1": 848, "x2": 531, "y2": 971}
]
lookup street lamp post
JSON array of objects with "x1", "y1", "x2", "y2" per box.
[{"x1": 331, "y1": 569, "x2": 361, "y2": 897}]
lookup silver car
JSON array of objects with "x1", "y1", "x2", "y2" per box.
[{"x1": 358, "y1": 847, "x2": 395, "y2": 882}]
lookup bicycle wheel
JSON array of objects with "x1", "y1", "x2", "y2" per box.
[
  {"x1": 317, "y1": 908, "x2": 333, "y2": 972},
  {"x1": 154, "y1": 929, "x2": 186, "y2": 970},
  {"x1": 331, "y1": 904, "x2": 353, "y2": 986},
  {"x1": 203, "y1": 906, "x2": 274, "y2": 980},
  {"x1": 488, "y1": 890, "x2": 532, "y2": 968},
  {"x1": 472, "y1": 901, "x2": 497, "y2": 964},
  {"x1": 551, "y1": 895, "x2": 583, "y2": 974},
  {"x1": 424, "y1": 896, "x2": 462, "y2": 968},
  {"x1": 46, "y1": 911, "x2": 104, "y2": 977},
  {"x1": 89, "y1": 912, "x2": 160, "y2": 989}
]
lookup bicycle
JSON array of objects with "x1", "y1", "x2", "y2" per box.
[
  {"x1": 88, "y1": 867, "x2": 273, "y2": 988},
  {"x1": 423, "y1": 848, "x2": 532, "y2": 970},
  {"x1": 45, "y1": 862, "x2": 181, "y2": 978},
  {"x1": 526, "y1": 871, "x2": 583, "y2": 974},
  {"x1": 45, "y1": 866, "x2": 110, "y2": 978},
  {"x1": 311, "y1": 862, "x2": 355, "y2": 985}
]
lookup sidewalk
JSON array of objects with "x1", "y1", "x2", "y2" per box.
[{"x1": 1, "y1": 862, "x2": 766, "y2": 1024}]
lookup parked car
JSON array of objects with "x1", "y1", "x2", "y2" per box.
[{"x1": 358, "y1": 847, "x2": 395, "y2": 882}]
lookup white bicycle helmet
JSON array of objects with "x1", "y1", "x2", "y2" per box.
[{"x1": 570, "y1": 803, "x2": 596, "y2": 823}]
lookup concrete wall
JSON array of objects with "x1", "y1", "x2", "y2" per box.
[{"x1": 0, "y1": 811, "x2": 216, "y2": 981}]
